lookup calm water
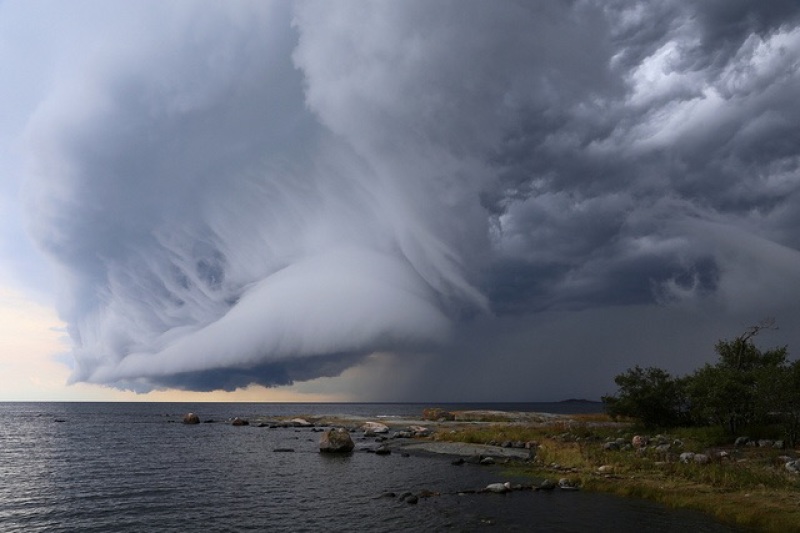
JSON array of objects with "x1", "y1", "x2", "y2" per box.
[{"x1": 0, "y1": 403, "x2": 740, "y2": 532}]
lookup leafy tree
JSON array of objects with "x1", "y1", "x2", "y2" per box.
[
  {"x1": 764, "y1": 360, "x2": 800, "y2": 446},
  {"x1": 602, "y1": 366, "x2": 688, "y2": 428},
  {"x1": 686, "y1": 323, "x2": 787, "y2": 434}
]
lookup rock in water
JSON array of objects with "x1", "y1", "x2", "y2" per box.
[
  {"x1": 361, "y1": 421, "x2": 390, "y2": 434},
  {"x1": 485, "y1": 483, "x2": 509, "y2": 493},
  {"x1": 319, "y1": 428, "x2": 355, "y2": 453},
  {"x1": 183, "y1": 413, "x2": 200, "y2": 424},
  {"x1": 558, "y1": 478, "x2": 579, "y2": 491},
  {"x1": 231, "y1": 417, "x2": 249, "y2": 426},
  {"x1": 538, "y1": 479, "x2": 556, "y2": 491}
]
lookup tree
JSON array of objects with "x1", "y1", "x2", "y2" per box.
[
  {"x1": 764, "y1": 360, "x2": 800, "y2": 446},
  {"x1": 686, "y1": 322, "x2": 788, "y2": 434},
  {"x1": 602, "y1": 366, "x2": 688, "y2": 428}
]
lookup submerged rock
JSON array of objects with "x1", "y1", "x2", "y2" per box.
[
  {"x1": 537, "y1": 479, "x2": 556, "y2": 491},
  {"x1": 319, "y1": 428, "x2": 355, "y2": 453},
  {"x1": 558, "y1": 478, "x2": 579, "y2": 491}
]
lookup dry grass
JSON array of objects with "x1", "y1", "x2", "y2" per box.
[{"x1": 444, "y1": 420, "x2": 800, "y2": 531}]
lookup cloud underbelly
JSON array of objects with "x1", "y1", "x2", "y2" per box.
[{"x1": 86, "y1": 248, "x2": 451, "y2": 385}]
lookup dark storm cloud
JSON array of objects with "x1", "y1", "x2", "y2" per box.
[{"x1": 19, "y1": 1, "x2": 800, "y2": 396}]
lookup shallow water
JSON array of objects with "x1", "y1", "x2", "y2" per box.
[{"x1": 0, "y1": 403, "x2": 740, "y2": 532}]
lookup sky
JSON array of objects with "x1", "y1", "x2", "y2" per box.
[{"x1": 1, "y1": 1, "x2": 800, "y2": 402}]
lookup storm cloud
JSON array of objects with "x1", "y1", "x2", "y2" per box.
[{"x1": 15, "y1": 1, "x2": 800, "y2": 397}]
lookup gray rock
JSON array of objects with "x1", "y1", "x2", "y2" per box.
[
  {"x1": 409, "y1": 425, "x2": 430, "y2": 437},
  {"x1": 693, "y1": 453, "x2": 710, "y2": 465},
  {"x1": 182, "y1": 413, "x2": 200, "y2": 425},
  {"x1": 679, "y1": 452, "x2": 695, "y2": 463},
  {"x1": 603, "y1": 441, "x2": 620, "y2": 451},
  {"x1": 374, "y1": 446, "x2": 391, "y2": 456},
  {"x1": 319, "y1": 428, "x2": 355, "y2": 453},
  {"x1": 290, "y1": 418, "x2": 313, "y2": 427},
  {"x1": 485, "y1": 483, "x2": 509, "y2": 493},
  {"x1": 362, "y1": 421, "x2": 390, "y2": 434},
  {"x1": 734, "y1": 436, "x2": 750, "y2": 447},
  {"x1": 558, "y1": 478, "x2": 579, "y2": 490},
  {"x1": 757, "y1": 439, "x2": 774, "y2": 448},
  {"x1": 786, "y1": 460, "x2": 800, "y2": 474},
  {"x1": 231, "y1": 417, "x2": 249, "y2": 426},
  {"x1": 480, "y1": 456, "x2": 495, "y2": 465},
  {"x1": 538, "y1": 479, "x2": 556, "y2": 491}
]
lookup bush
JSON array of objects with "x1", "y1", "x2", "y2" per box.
[{"x1": 602, "y1": 366, "x2": 688, "y2": 428}]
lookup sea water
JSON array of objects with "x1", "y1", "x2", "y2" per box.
[{"x1": 0, "y1": 403, "x2": 740, "y2": 532}]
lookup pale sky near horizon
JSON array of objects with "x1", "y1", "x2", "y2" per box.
[{"x1": 2, "y1": 1, "x2": 800, "y2": 402}]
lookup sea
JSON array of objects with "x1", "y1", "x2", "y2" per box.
[{"x1": 0, "y1": 402, "x2": 741, "y2": 532}]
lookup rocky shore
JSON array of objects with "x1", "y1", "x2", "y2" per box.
[{"x1": 180, "y1": 407, "x2": 800, "y2": 530}]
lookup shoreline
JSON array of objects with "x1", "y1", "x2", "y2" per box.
[{"x1": 259, "y1": 408, "x2": 798, "y2": 531}]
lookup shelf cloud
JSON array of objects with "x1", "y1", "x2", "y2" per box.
[{"x1": 16, "y1": 1, "x2": 800, "y2": 397}]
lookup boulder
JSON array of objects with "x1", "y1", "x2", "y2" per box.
[
  {"x1": 183, "y1": 413, "x2": 200, "y2": 425},
  {"x1": 785, "y1": 460, "x2": 800, "y2": 474},
  {"x1": 319, "y1": 428, "x2": 355, "y2": 453},
  {"x1": 693, "y1": 453, "x2": 710, "y2": 465},
  {"x1": 603, "y1": 441, "x2": 620, "y2": 451},
  {"x1": 290, "y1": 418, "x2": 313, "y2": 427},
  {"x1": 375, "y1": 446, "x2": 391, "y2": 456},
  {"x1": 361, "y1": 421, "x2": 390, "y2": 434},
  {"x1": 409, "y1": 425, "x2": 430, "y2": 437},
  {"x1": 679, "y1": 452, "x2": 695, "y2": 463},
  {"x1": 538, "y1": 479, "x2": 556, "y2": 491},
  {"x1": 480, "y1": 456, "x2": 496, "y2": 465},
  {"x1": 558, "y1": 478, "x2": 579, "y2": 491},
  {"x1": 485, "y1": 483, "x2": 509, "y2": 494},
  {"x1": 631, "y1": 435, "x2": 649, "y2": 448},
  {"x1": 231, "y1": 417, "x2": 249, "y2": 426}
]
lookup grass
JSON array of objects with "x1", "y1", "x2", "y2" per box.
[{"x1": 438, "y1": 414, "x2": 800, "y2": 531}]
